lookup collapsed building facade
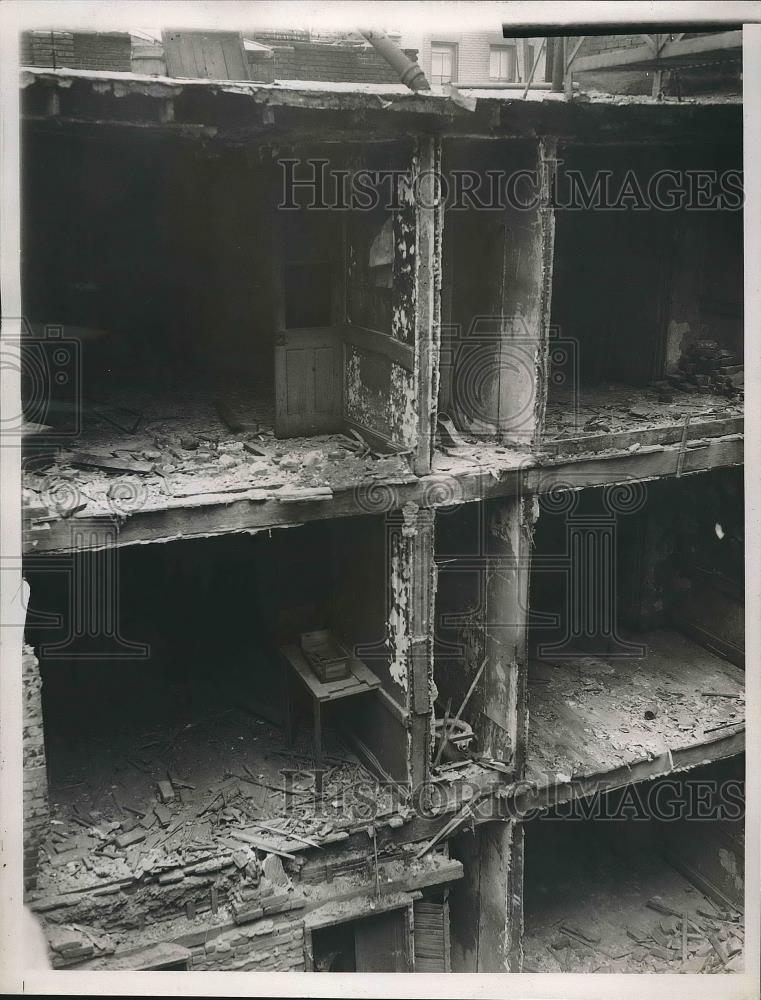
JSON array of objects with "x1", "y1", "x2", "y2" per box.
[{"x1": 18, "y1": 30, "x2": 744, "y2": 974}]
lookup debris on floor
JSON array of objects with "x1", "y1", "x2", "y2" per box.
[
  {"x1": 523, "y1": 827, "x2": 745, "y2": 974},
  {"x1": 544, "y1": 384, "x2": 743, "y2": 443},
  {"x1": 21, "y1": 380, "x2": 415, "y2": 523},
  {"x1": 526, "y1": 629, "x2": 744, "y2": 786},
  {"x1": 36, "y1": 707, "x2": 400, "y2": 903}
]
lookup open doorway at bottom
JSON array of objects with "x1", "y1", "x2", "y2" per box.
[{"x1": 308, "y1": 889, "x2": 451, "y2": 972}]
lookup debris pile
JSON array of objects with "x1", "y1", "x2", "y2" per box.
[
  {"x1": 624, "y1": 895, "x2": 744, "y2": 974},
  {"x1": 525, "y1": 896, "x2": 744, "y2": 974},
  {"x1": 667, "y1": 339, "x2": 744, "y2": 396},
  {"x1": 35, "y1": 709, "x2": 398, "y2": 904},
  {"x1": 46, "y1": 923, "x2": 117, "y2": 968}
]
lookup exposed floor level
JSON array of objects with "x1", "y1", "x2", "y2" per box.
[
  {"x1": 523, "y1": 816, "x2": 744, "y2": 974},
  {"x1": 543, "y1": 385, "x2": 743, "y2": 457},
  {"x1": 523, "y1": 628, "x2": 744, "y2": 807},
  {"x1": 23, "y1": 377, "x2": 413, "y2": 521}
]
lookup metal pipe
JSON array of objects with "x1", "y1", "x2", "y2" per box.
[
  {"x1": 358, "y1": 29, "x2": 430, "y2": 91},
  {"x1": 452, "y1": 80, "x2": 568, "y2": 91},
  {"x1": 503, "y1": 21, "x2": 740, "y2": 37}
]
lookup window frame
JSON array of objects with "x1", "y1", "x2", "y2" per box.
[
  {"x1": 430, "y1": 41, "x2": 457, "y2": 85},
  {"x1": 489, "y1": 44, "x2": 517, "y2": 82}
]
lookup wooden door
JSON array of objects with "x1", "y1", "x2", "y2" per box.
[
  {"x1": 353, "y1": 908, "x2": 411, "y2": 973},
  {"x1": 274, "y1": 328, "x2": 342, "y2": 437},
  {"x1": 413, "y1": 898, "x2": 451, "y2": 972}
]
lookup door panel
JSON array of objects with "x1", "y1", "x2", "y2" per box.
[
  {"x1": 274, "y1": 328, "x2": 342, "y2": 437},
  {"x1": 285, "y1": 349, "x2": 309, "y2": 416},
  {"x1": 314, "y1": 346, "x2": 339, "y2": 413}
]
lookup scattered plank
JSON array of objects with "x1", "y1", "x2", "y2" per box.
[
  {"x1": 228, "y1": 830, "x2": 296, "y2": 860},
  {"x1": 69, "y1": 452, "x2": 154, "y2": 474}
]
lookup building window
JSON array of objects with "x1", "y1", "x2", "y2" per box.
[
  {"x1": 431, "y1": 42, "x2": 457, "y2": 85},
  {"x1": 489, "y1": 45, "x2": 516, "y2": 82}
]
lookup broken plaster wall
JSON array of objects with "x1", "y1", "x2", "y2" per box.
[
  {"x1": 23, "y1": 642, "x2": 49, "y2": 891},
  {"x1": 443, "y1": 138, "x2": 555, "y2": 446},
  {"x1": 344, "y1": 143, "x2": 419, "y2": 456},
  {"x1": 344, "y1": 347, "x2": 416, "y2": 450}
]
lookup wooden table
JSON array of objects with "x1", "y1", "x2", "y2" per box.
[{"x1": 280, "y1": 643, "x2": 382, "y2": 761}]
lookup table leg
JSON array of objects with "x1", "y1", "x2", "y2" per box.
[{"x1": 313, "y1": 699, "x2": 322, "y2": 762}]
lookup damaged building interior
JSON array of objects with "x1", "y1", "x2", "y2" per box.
[{"x1": 18, "y1": 28, "x2": 744, "y2": 975}]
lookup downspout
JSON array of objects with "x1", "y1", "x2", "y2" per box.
[{"x1": 359, "y1": 29, "x2": 431, "y2": 91}]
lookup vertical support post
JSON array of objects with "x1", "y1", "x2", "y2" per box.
[
  {"x1": 551, "y1": 35, "x2": 565, "y2": 92},
  {"x1": 449, "y1": 819, "x2": 524, "y2": 971},
  {"x1": 413, "y1": 136, "x2": 443, "y2": 476},
  {"x1": 544, "y1": 37, "x2": 555, "y2": 83},
  {"x1": 391, "y1": 503, "x2": 436, "y2": 792},
  {"x1": 651, "y1": 34, "x2": 663, "y2": 96},
  {"x1": 479, "y1": 495, "x2": 535, "y2": 775},
  {"x1": 534, "y1": 137, "x2": 557, "y2": 449},
  {"x1": 477, "y1": 820, "x2": 524, "y2": 971},
  {"x1": 22, "y1": 642, "x2": 49, "y2": 892}
]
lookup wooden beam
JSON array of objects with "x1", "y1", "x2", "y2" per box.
[
  {"x1": 24, "y1": 428, "x2": 742, "y2": 555},
  {"x1": 515, "y1": 727, "x2": 744, "y2": 816},
  {"x1": 542, "y1": 415, "x2": 743, "y2": 458},
  {"x1": 571, "y1": 29, "x2": 742, "y2": 73},
  {"x1": 565, "y1": 36, "x2": 586, "y2": 70}
]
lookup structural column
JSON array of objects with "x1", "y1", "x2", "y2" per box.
[
  {"x1": 388, "y1": 502, "x2": 437, "y2": 792},
  {"x1": 479, "y1": 495, "x2": 535, "y2": 776},
  {"x1": 447, "y1": 494, "x2": 536, "y2": 971},
  {"x1": 449, "y1": 820, "x2": 524, "y2": 971}
]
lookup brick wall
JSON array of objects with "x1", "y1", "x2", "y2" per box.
[
  {"x1": 188, "y1": 911, "x2": 306, "y2": 971},
  {"x1": 576, "y1": 34, "x2": 644, "y2": 56},
  {"x1": 249, "y1": 43, "x2": 420, "y2": 84},
  {"x1": 23, "y1": 644, "x2": 49, "y2": 892},
  {"x1": 20, "y1": 31, "x2": 132, "y2": 72}
]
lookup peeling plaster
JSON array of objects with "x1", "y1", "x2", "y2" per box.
[
  {"x1": 387, "y1": 541, "x2": 411, "y2": 692},
  {"x1": 344, "y1": 348, "x2": 416, "y2": 449}
]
